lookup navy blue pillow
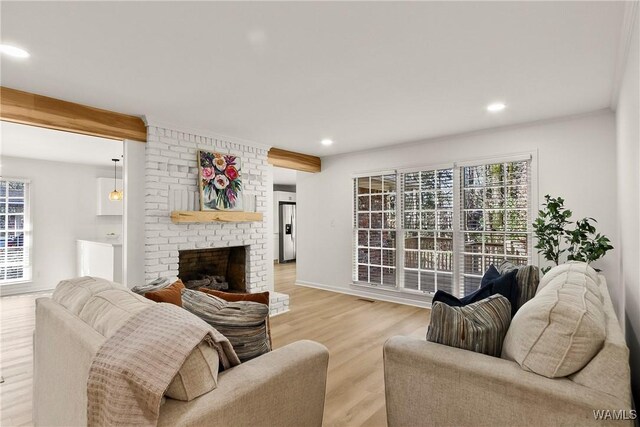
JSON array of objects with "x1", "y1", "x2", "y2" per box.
[
  {"x1": 481, "y1": 265, "x2": 500, "y2": 287},
  {"x1": 431, "y1": 267, "x2": 519, "y2": 317},
  {"x1": 487, "y1": 269, "x2": 519, "y2": 317}
]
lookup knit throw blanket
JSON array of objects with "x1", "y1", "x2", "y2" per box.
[{"x1": 87, "y1": 303, "x2": 240, "y2": 426}]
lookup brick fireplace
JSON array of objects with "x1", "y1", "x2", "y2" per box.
[{"x1": 143, "y1": 124, "x2": 289, "y2": 315}]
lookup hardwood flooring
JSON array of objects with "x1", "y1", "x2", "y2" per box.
[{"x1": 0, "y1": 264, "x2": 430, "y2": 427}]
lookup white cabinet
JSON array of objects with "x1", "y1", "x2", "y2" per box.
[
  {"x1": 97, "y1": 177, "x2": 123, "y2": 216},
  {"x1": 77, "y1": 239, "x2": 123, "y2": 283}
]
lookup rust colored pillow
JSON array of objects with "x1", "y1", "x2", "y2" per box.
[
  {"x1": 145, "y1": 280, "x2": 185, "y2": 306},
  {"x1": 198, "y1": 288, "x2": 269, "y2": 306}
]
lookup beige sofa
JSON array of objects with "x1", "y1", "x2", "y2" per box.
[
  {"x1": 384, "y1": 270, "x2": 633, "y2": 427},
  {"x1": 34, "y1": 287, "x2": 329, "y2": 426}
]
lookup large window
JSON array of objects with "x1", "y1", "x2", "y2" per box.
[
  {"x1": 352, "y1": 157, "x2": 532, "y2": 297},
  {"x1": 402, "y1": 168, "x2": 454, "y2": 294},
  {"x1": 0, "y1": 179, "x2": 31, "y2": 284},
  {"x1": 354, "y1": 174, "x2": 397, "y2": 286},
  {"x1": 459, "y1": 161, "x2": 530, "y2": 295}
]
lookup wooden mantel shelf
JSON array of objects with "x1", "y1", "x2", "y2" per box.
[{"x1": 171, "y1": 210, "x2": 263, "y2": 223}]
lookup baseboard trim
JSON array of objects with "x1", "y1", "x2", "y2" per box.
[{"x1": 296, "y1": 280, "x2": 432, "y2": 309}]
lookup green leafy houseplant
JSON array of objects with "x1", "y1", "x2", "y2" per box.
[{"x1": 533, "y1": 195, "x2": 613, "y2": 273}]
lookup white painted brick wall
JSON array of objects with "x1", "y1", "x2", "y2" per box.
[{"x1": 144, "y1": 126, "x2": 277, "y2": 302}]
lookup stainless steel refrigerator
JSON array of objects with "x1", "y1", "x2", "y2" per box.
[{"x1": 279, "y1": 203, "x2": 296, "y2": 262}]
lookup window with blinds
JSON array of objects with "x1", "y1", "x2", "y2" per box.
[
  {"x1": 460, "y1": 161, "x2": 531, "y2": 296},
  {"x1": 0, "y1": 179, "x2": 31, "y2": 284},
  {"x1": 352, "y1": 157, "x2": 532, "y2": 298},
  {"x1": 354, "y1": 174, "x2": 397, "y2": 286},
  {"x1": 401, "y1": 168, "x2": 454, "y2": 294}
]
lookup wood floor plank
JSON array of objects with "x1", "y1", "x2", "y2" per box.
[{"x1": 0, "y1": 263, "x2": 430, "y2": 426}]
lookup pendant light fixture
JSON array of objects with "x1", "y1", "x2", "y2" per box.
[{"x1": 108, "y1": 158, "x2": 123, "y2": 201}]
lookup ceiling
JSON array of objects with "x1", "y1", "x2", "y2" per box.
[
  {"x1": 0, "y1": 2, "x2": 624, "y2": 156},
  {"x1": 1, "y1": 122, "x2": 122, "y2": 167}
]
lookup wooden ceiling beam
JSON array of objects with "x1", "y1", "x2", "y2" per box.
[
  {"x1": 267, "y1": 147, "x2": 321, "y2": 173},
  {"x1": 0, "y1": 86, "x2": 147, "y2": 142}
]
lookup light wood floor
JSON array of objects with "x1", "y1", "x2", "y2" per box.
[{"x1": 0, "y1": 264, "x2": 430, "y2": 427}]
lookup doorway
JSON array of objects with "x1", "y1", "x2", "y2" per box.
[{"x1": 0, "y1": 121, "x2": 124, "y2": 295}]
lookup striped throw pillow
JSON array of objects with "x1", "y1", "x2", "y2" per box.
[
  {"x1": 426, "y1": 295, "x2": 512, "y2": 357},
  {"x1": 181, "y1": 289, "x2": 271, "y2": 362}
]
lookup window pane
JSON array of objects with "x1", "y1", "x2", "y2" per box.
[
  {"x1": 419, "y1": 232, "x2": 434, "y2": 250},
  {"x1": 484, "y1": 187, "x2": 504, "y2": 209},
  {"x1": 384, "y1": 212, "x2": 396, "y2": 229},
  {"x1": 369, "y1": 266, "x2": 382, "y2": 284},
  {"x1": 358, "y1": 265, "x2": 368, "y2": 282},
  {"x1": 404, "y1": 173, "x2": 420, "y2": 192},
  {"x1": 436, "y1": 190, "x2": 453, "y2": 209},
  {"x1": 405, "y1": 251, "x2": 419, "y2": 268},
  {"x1": 358, "y1": 213, "x2": 370, "y2": 228},
  {"x1": 463, "y1": 232, "x2": 483, "y2": 253},
  {"x1": 383, "y1": 250, "x2": 395, "y2": 267},
  {"x1": 384, "y1": 194, "x2": 396, "y2": 211},
  {"x1": 0, "y1": 182, "x2": 5, "y2": 197},
  {"x1": 382, "y1": 231, "x2": 395, "y2": 248},
  {"x1": 465, "y1": 211, "x2": 483, "y2": 230},
  {"x1": 485, "y1": 164, "x2": 505, "y2": 186},
  {"x1": 358, "y1": 248, "x2": 368, "y2": 264},
  {"x1": 463, "y1": 276, "x2": 481, "y2": 295},
  {"x1": 506, "y1": 234, "x2": 528, "y2": 256},
  {"x1": 437, "y1": 252, "x2": 453, "y2": 272},
  {"x1": 369, "y1": 231, "x2": 381, "y2": 248},
  {"x1": 383, "y1": 268, "x2": 396, "y2": 286},
  {"x1": 464, "y1": 166, "x2": 484, "y2": 187},
  {"x1": 464, "y1": 189, "x2": 483, "y2": 209},
  {"x1": 420, "y1": 271, "x2": 435, "y2": 293},
  {"x1": 404, "y1": 193, "x2": 419, "y2": 211},
  {"x1": 371, "y1": 213, "x2": 383, "y2": 229},
  {"x1": 358, "y1": 230, "x2": 368, "y2": 247},
  {"x1": 438, "y1": 273, "x2": 454, "y2": 294},
  {"x1": 506, "y1": 210, "x2": 528, "y2": 231},
  {"x1": 420, "y1": 211, "x2": 435, "y2": 230},
  {"x1": 405, "y1": 231, "x2": 419, "y2": 249},
  {"x1": 370, "y1": 249, "x2": 382, "y2": 265},
  {"x1": 357, "y1": 177, "x2": 369, "y2": 194},
  {"x1": 404, "y1": 270, "x2": 419, "y2": 290},
  {"x1": 463, "y1": 254, "x2": 483, "y2": 275},
  {"x1": 421, "y1": 171, "x2": 435, "y2": 190},
  {"x1": 506, "y1": 161, "x2": 528, "y2": 185},
  {"x1": 485, "y1": 211, "x2": 504, "y2": 231},
  {"x1": 404, "y1": 212, "x2": 419, "y2": 229},
  {"x1": 358, "y1": 196, "x2": 369, "y2": 211},
  {"x1": 437, "y1": 169, "x2": 453, "y2": 189},
  {"x1": 383, "y1": 175, "x2": 396, "y2": 193},
  {"x1": 370, "y1": 176, "x2": 383, "y2": 194},
  {"x1": 420, "y1": 251, "x2": 435, "y2": 270},
  {"x1": 371, "y1": 195, "x2": 383, "y2": 211},
  {"x1": 437, "y1": 211, "x2": 453, "y2": 230},
  {"x1": 506, "y1": 185, "x2": 528, "y2": 208},
  {"x1": 420, "y1": 191, "x2": 435, "y2": 209}
]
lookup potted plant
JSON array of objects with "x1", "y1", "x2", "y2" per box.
[{"x1": 533, "y1": 195, "x2": 613, "y2": 273}]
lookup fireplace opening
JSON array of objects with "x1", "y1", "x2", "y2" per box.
[{"x1": 178, "y1": 246, "x2": 247, "y2": 292}]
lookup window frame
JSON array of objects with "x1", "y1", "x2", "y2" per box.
[
  {"x1": 0, "y1": 178, "x2": 32, "y2": 285},
  {"x1": 352, "y1": 152, "x2": 537, "y2": 298}
]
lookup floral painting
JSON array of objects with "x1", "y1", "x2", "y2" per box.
[{"x1": 198, "y1": 150, "x2": 243, "y2": 211}]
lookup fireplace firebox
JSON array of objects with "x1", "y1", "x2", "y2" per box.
[{"x1": 178, "y1": 246, "x2": 247, "y2": 292}]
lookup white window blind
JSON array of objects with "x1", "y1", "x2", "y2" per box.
[
  {"x1": 354, "y1": 174, "x2": 397, "y2": 286},
  {"x1": 0, "y1": 179, "x2": 31, "y2": 284},
  {"x1": 458, "y1": 160, "x2": 531, "y2": 296},
  {"x1": 401, "y1": 168, "x2": 454, "y2": 294}
]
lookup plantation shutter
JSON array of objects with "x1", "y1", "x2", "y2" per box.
[
  {"x1": 457, "y1": 156, "x2": 533, "y2": 297},
  {"x1": 0, "y1": 179, "x2": 31, "y2": 283}
]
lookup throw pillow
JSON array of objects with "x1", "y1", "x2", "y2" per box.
[
  {"x1": 481, "y1": 264, "x2": 501, "y2": 287},
  {"x1": 198, "y1": 289, "x2": 272, "y2": 348},
  {"x1": 501, "y1": 262, "x2": 605, "y2": 377},
  {"x1": 431, "y1": 267, "x2": 519, "y2": 317},
  {"x1": 497, "y1": 259, "x2": 518, "y2": 275},
  {"x1": 515, "y1": 265, "x2": 540, "y2": 311},
  {"x1": 145, "y1": 279, "x2": 185, "y2": 306},
  {"x1": 181, "y1": 289, "x2": 271, "y2": 362},
  {"x1": 426, "y1": 295, "x2": 512, "y2": 357},
  {"x1": 198, "y1": 288, "x2": 269, "y2": 306}
]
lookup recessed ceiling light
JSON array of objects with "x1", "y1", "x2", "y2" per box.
[
  {"x1": 321, "y1": 139, "x2": 333, "y2": 146},
  {"x1": 486, "y1": 102, "x2": 506, "y2": 112},
  {"x1": 0, "y1": 44, "x2": 30, "y2": 58}
]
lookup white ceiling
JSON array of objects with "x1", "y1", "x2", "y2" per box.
[
  {"x1": 1, "y1": 121, "x2": 122, "y2": 167},
  {"x1": 0, "y1": 2, "x2": 625, "y2": 156}
]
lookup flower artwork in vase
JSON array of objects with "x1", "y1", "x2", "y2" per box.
[{"x1": 198, "y1": 150, "x2": 243, "y2": 211}]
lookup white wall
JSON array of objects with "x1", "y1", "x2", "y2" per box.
[
  {"x1": 123, "y1": 139, "x2": 146, "y2": 288},
  {"x1": 1, "y1": 156, "x2": 122, "y2": 294},
  {"x1": 297, "y1": 112, "x2": 618, "y2": 307},
  {"x1": 615, "y1": 3, "x2": 639, "y2": 406}
]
